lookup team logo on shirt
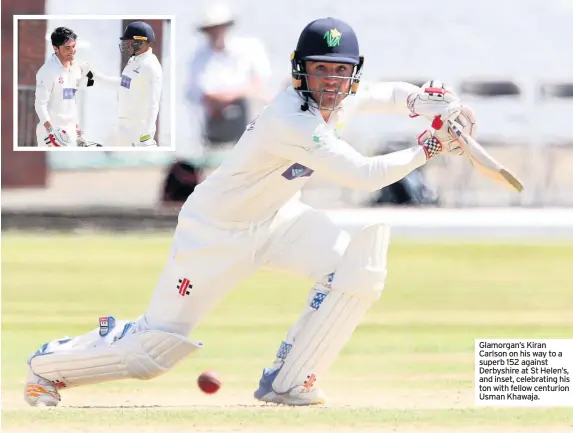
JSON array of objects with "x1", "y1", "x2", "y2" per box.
[
  {"x1": 282, "y1": 163, "x2": 314, "y2": 180},
  {"x1": 58, "y1": 76, "x2": 64, "y2": 84},
  {"x1": 62, "y1": 88, "x2": 76, "y2": 99},
  {"x1": 132, "y1": 66, "x2": 141, "y2": 74},
  {"x1": 120, "y1": 75, "x2": 132, "y2": 89}
]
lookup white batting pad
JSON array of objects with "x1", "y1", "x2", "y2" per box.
[
  {"x1": 31, "y1": 330, "x2": 202, "y2": 388},
  {"x1": 273, "y1": 224, "x2": 390, "y2": 393},
  {"x1": 273, "y1": 283, "x2": 331, "y2": 364}
]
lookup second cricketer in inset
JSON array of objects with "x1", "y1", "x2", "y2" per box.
[{"x1": 83, "y1": 21, "x2": 163, "y2": 147}]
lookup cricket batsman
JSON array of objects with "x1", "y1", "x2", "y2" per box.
[
  {"x1": 34, "y1": 27, "x2": 92, "y2": 147},
  {"x1": 82, "y1": 21, "x2": 163, "y2": 147},
  {"x1": 24, "y1": 17, "x2": 477, "y2": 406}
]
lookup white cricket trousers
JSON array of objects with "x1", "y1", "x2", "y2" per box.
[
  {"x1": 35, "y1": 123, "x2": 77, "y2": 147},
  {"x1": 138, "y1": 197, "x2": 351, "y2": 336},
  {"x1": 105, "y1": 118, "x2": 154, "y2": 147}
]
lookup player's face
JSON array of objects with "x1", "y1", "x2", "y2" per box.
[
  {"x1": 122, "y1": 40, "x2": 150, "y2": 55},
  {"x1": 120, "y1": 40, "x2": 134, "y2": 53},
  {"x1": 305, "y1": 61, "x2": 354, "y2": 110},
  {"x1": 54, "y1": 40, "x2": 76, "y2": 62}
]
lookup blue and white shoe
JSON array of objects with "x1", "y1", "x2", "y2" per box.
[{"x1": 253, "y1": 367, "x2": 326, "y2": 406}]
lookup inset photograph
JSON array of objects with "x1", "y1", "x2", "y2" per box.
[{"x1": 14, "y1": 15, "x2": 174, "y2": 150}]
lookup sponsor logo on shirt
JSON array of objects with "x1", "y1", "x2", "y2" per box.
[
  {"x1": 62, "y1": 88, "x2": 76, "y2": 99},
  {"x1": 282, "y1": 163, "x2": 314, "y2": 180},
  {"x1": 120, "y1": 75, "x2": 132, "y2": 89}
]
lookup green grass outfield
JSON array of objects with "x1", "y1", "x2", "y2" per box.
[{"x1": 2, "y1": 233, "x2": 573, "y2": 432}]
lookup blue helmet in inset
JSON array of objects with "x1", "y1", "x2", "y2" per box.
[
  {"x1": 120, "y1": 21, "x2": 155, "y2": 42},
  {"x1": 119, "y1": 21, "x2": 155, "y2": 55},
  {"x1": 291, "y1": 18, "x2": 364, "y2": 109}
]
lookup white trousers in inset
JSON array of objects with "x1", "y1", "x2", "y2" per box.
[
  {"x1": 105, "y1": 118, "x2": 153, "y2": 147},
  {"x1": 138, "y1": 198, "x2": 351, "y2": 336},
  {"x1": 35, "y1": 123, "x2": 78, "y2": 147}
]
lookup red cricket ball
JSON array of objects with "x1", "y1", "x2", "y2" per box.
[{"x1": 197, "y1": 370, "x2": 221, "y2": 394}]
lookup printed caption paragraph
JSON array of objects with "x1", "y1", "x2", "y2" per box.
[{"x1": 475, "y1": 339, "x2": 573, "y2": 406}]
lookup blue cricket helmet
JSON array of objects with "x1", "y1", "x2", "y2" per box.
[
  {"x1": 291, "y1": 17, "x2": 364, "y2": 107},
  {"x1": 120, "y1": 21, "x2": 155, "y2": 42}
]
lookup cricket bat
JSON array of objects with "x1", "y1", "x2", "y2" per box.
[{"x1": 447, "y1": 120, "x2": 525, "y2": 193}]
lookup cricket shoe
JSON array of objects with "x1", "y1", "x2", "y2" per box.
[
  {"x1": 24, "y1": 366, "x2": 61, "y2": 407},
  {"x1": 253, "y1": 367, "x2": 326, "y2": 406}
]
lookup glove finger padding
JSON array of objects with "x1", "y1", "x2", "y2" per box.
[
  {"x1": 408, "y1": 80, "x2": 462, "y2": 123},
  {"x1": 443, "y1": 105, "x2": 478, "y2": 156},
  {"x1": 453, "y1": 105, "x2": 477, "y2": 139}
]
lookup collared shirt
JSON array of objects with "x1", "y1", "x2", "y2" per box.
[
  {"x1": 187, "y1": 36, "x2": 271, "y2": 104},
  {"x1": 117, "y1": 48, "x2": 163, "y2": 136},
  {"x1": 184, "y1": 81, "x2": 427, "y2": 224},
  {"x1": 34, "y1": 54, "x2": 83, "y2": 126}
]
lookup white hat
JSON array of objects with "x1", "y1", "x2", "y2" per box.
[{"x1": 197, "y1": 4, "x2": 235, "y2": 30}]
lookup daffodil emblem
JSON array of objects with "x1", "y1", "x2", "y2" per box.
[{"x1": 324, "y1": 28, "x2": 342, "y2": 48}]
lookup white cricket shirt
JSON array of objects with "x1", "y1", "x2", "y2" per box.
[
  {"x1": 186, "y1": 82, "x2": 428, "y2": 224},
  {"x1": 187, "y1": 36, "x2": 272, "y2": 104},
  {"x1": 116, "y1": 49, "x2": 163, "y2": 136},
  {"x1": 34, "y1": 54, "x2": 83, "y2": 127}
]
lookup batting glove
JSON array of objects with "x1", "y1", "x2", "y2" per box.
[
  {"x1": 44, "y1": 127, "x2": 71, "y2": 147},
  {"x1": 418, "y1": 105, "x2": 478, "y2": 159},
  {"x1": 407, "y1": 80, "x2": 462, "y2": 128}
]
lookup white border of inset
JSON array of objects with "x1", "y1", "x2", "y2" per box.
[{"x1": 13, "y1": 14, "x2": 176, "y2": 152}]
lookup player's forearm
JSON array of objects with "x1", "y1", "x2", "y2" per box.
[
  {"x1": 356, "y1": 81, "x2": 421, "y2": 115},
  {"x1": 34, "y1": 85, "x2": 52, "y2": 124},
  {"x1": 35, "y1": 102, "x2": 51, "y2": 125},
  {"x1": 362, "y1": 146, "x2": 427, "y2": 190},
  {"x1": 91, "y1": 70, "x2": 121, "y2": 87},
  {"x1": 334, "y1": 146, "x2": 427, "y2": 192}
]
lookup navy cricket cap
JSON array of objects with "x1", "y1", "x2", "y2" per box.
[
  {"x1": 120, "y1": 21, "x2": 155, "y2": 42},
  {"x1": 295, "y1": 17, "x2": 360, "y2": 65}
]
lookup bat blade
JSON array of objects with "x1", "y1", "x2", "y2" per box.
[{"x1": 447, "y1": 120, "x2": 524, "y2": 193}]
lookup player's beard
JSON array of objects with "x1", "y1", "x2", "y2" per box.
[
  {"x1": 319, "y1": 92, "x2": 338, "y2": 110},
  {"x1": 316, "y1": 88, "x2": 348, "y2": 111}
]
